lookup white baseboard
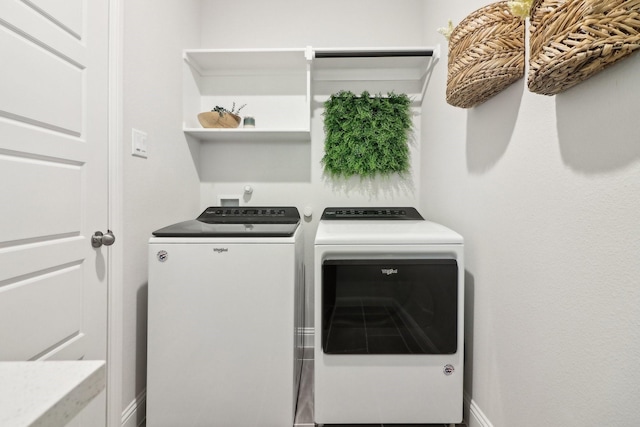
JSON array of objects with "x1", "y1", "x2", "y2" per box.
[
  {"x1": 302, "y1": 327, "x2": 314, "y2": 349},
  {"x1": 464, "y1": 392, "x2": 494, "y2": 427},
  {"x1": 121, "y1": 390, "x2": 146, "y2": 427}
]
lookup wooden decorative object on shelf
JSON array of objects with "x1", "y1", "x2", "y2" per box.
[
  {"x1": 197, "y1": 111, "x2": 241, "y2": 128},
  {"x1": 446, "y1": 1, "x2": 525, "y2": 108},
  {"x1": 529, "y1": 0, "x2": 640, "y2": 95}
]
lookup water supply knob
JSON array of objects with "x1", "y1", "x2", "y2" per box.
[{"x1": 303, "y1": 206, "x2": 313, "y2": 219}]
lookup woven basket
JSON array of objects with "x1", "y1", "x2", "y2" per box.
[
  {"x1": 197, "y1": 111, "x2": 241, "y2": 128},
  {"x1": 446, "y1": 1, "x2": 525, "y2": 108},
  {"x1": 529, "y1": 0, "x2": 640, "y2": 95}
]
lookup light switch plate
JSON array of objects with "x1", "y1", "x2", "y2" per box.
[{"x1": 132, "y1": 129, "x2": 148, "y2": 158}]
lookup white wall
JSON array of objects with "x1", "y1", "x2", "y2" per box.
[
  {"x1": 120, "y1": 1, "x2": 428, "y2": 423},
  {"x1": 197, "y1": 0, "x2": 428, "y2": 336},
  {"x1": 121, "y1": 0, "x2": 201, "y2": 424},
  {"x1": 121, "y1": 1, "x2": 640, "y2": 425},
  {"x1": 421, "y1": 2, "x2": 640, "y2": 426}
]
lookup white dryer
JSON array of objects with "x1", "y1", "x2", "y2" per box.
[
  {"x1": 147, "y1": 207, "x2": 304, "y2": 427},
  {"x1": 314, "y1": 207, "x2": 464, "y2": 425}
]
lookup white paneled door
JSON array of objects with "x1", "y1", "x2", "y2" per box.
[{"x1": 0, "y1": 0, "x2": 110, "y2": 425}]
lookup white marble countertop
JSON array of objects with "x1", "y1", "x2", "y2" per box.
[{"x1": 0, "y1": 360, "x2": 106, "y2": 427}]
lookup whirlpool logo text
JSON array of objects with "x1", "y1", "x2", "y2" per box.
[
  {"x1": 213, "y1": 248, "x2": 229, "y2": 253},
  {"x1": 381, "y1": 268, "x2": 398, "y2": 276}
]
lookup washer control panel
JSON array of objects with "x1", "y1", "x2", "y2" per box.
[{"x1": 198, "y1": 206, "x2": 300, "y2": 224}]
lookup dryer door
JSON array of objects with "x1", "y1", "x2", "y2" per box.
[{"x1": 321, "y1": 259, "x2": 458, "y2": 354}]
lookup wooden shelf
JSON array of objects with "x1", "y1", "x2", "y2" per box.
[
  {"x1": 182, "y1": 46, "x2": 439, "y2": 145},
  {"x1": 184, "y1": 48, "x2": 312, "y2": 75},
  {"x1": 184, "y1": 127, "x2": 311, "y2": 142},
  {"x1": 312, "y1": 46, "x2": 439, "y2": 82},
  {"x1": 182, "y1": 48, "x2": 312, "y2": 137}
]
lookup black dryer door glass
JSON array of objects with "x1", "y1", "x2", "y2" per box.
[{"x1": 322, "y1": 259, "x2": 458, "y2": 355}]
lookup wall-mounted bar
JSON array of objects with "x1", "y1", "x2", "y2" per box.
[
  {"x1": 311, "y1": 46, "x2": 440, "y2": 102},
  {"x1": 315, "y1": 49, "x2": 435, "y2": 59}
]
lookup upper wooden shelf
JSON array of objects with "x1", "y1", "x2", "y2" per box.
[
  {"x1": 183, "y1": 127, "x2": 311, "y2": 142},
  {"x1": 312, "y1": 46, "x2": 439, "y2": 81},
  {"x1": 182, "y1": 46, "x2": 440, "y2": 141},
  {"x1": 184, "y1": 48, "x2": 313, "y2": 75}
]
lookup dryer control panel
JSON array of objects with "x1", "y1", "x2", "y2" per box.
[{"x1": 321, "y1": 207, "x2": 424, "y2": 221}]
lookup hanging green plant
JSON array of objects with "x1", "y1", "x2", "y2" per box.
[{"x1": 322, "y1": 90, "x2": 412, "y2": 178}]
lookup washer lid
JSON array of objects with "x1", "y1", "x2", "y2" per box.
[{"x1": 152, "y1": 206, "x2": 300, "y2": 237}]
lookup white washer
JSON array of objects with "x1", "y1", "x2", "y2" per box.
[
  {"x1": 147, "y1": 207, "x2": 304, "y2": 427},
  {"x1": 314, "y1": 207, "x2": 464, "y2": 425}
]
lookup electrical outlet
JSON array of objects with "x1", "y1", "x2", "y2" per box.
[
  {"x1": 132, "y1": 129, "x2": 148, "y2": 158},
  {"x1": 218, "y1": 195, "x2": 242, "y2": 206}
]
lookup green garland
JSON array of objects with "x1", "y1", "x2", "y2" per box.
[{"x1": 322, "y1": 90, "x2": 412, "y2": 178}]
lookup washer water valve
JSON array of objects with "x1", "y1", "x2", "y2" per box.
[{"x1": 304, "y1": 206, "x2": 313, "y2": 219}]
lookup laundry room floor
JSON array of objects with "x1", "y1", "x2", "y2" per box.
[{"x1": 294, "y1": 349, "x2": 466, "y2": 427}]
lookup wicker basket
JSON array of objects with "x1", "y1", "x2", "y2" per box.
[
  {"x1": 446, "y1": 1, "x2": 525, "y2": 108},
  {"x1": 197, "y1": 111, "x2": 241, "y2": 128},
  {"x1": 529, "y1": 0, "x2": 640, "y2": 95}
]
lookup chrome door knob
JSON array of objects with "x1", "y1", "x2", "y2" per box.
[{"x1": 92, "y1": 230, "x2": 116, "y2": 248}]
